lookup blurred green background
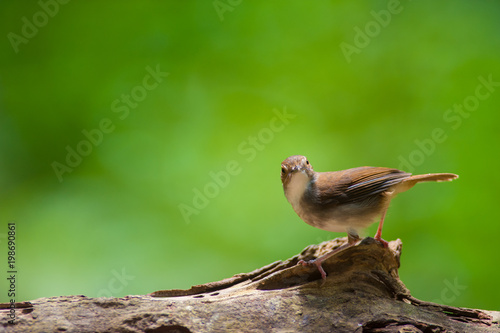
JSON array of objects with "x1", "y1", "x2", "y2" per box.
[{"x1": 1, "y1": 1, "x2": 499, "y2": 311}]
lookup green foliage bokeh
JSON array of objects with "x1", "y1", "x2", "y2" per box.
[{"x1": 1, "y1": 1, "x2": 499, "y2": 311}]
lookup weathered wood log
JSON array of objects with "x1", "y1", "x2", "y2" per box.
[{"x1": 1, "y1": 237, "x2": 499, "y2": 332}]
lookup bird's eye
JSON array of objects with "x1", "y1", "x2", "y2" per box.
[
  {"x1": 306, "y1": 160, "x2": 309, "y2": 165},
  {"x1": 281, "y1": 167, "x2": 286, "y2": 174}
]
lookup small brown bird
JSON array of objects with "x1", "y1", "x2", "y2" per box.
[{"x1": 281, "y1": 155, "x2": 458, "y2": 280}]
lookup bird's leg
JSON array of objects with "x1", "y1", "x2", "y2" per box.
[
  {"x1": 298, "y1": 232, "x2": 360, "y2": 281},
  {"x1": 374, "y1": 209, "x2": 389, "y2": 248}
]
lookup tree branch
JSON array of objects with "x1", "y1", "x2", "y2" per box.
[{"x1": 1, "y1": 237, "x2": 499, "y2": 332}]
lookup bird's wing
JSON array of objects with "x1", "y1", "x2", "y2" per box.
[{"x1": 314, "y1": 167, "x2": 411, "y2": 204}]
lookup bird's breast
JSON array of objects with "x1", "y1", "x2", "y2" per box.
[{"x1": 284, "y1": 171, "x2": 311, "y2": 209}]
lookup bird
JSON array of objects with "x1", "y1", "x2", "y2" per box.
[{"x1": 280, "y1": 155, "x2": 458, "y2": 280}]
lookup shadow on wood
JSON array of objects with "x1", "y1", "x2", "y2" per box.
[{"x1": 1, "y1": 237, "x2": 499, "y2": 332}]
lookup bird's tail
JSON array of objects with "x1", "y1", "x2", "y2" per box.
[
  {"x1": 392, "y1": 173, "x2": 458, "y2": 195},
  {"x1": 405, "y1": 173, "x2": 458, "y2": 183}
]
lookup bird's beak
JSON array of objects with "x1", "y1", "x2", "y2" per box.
[{"x1": 293, "y1": 164, "x2": 308, "y2": 174}]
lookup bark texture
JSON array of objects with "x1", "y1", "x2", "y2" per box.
[{"x1": 1, "y1": 237, "x2": 499, "y2": 332}]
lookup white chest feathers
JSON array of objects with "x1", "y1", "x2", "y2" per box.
[{"x1": 285, "y1": 171, "x2": 311, "y2": 209}]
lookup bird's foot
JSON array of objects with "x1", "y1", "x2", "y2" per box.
[
  {"x1": 297, "y1": 240, "x2": 358, "y2": 283},
  {"x1": 298, "y1": 259, "x2": 327, "y2": 281},
  {"x1": 374, "y1": 236, "x2": 389, "y2": 248}
]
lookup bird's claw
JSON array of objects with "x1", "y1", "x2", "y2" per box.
[
  {"x1": 298, "y1": 259, "x2": 327, "y2": 281},
  {"x1": 375, "y1": 237, "x2": 389, "y2": 248}
]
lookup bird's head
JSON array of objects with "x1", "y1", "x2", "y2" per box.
[{"x1": 280, "y1": 155, "x2": 315, "y2": 189}]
